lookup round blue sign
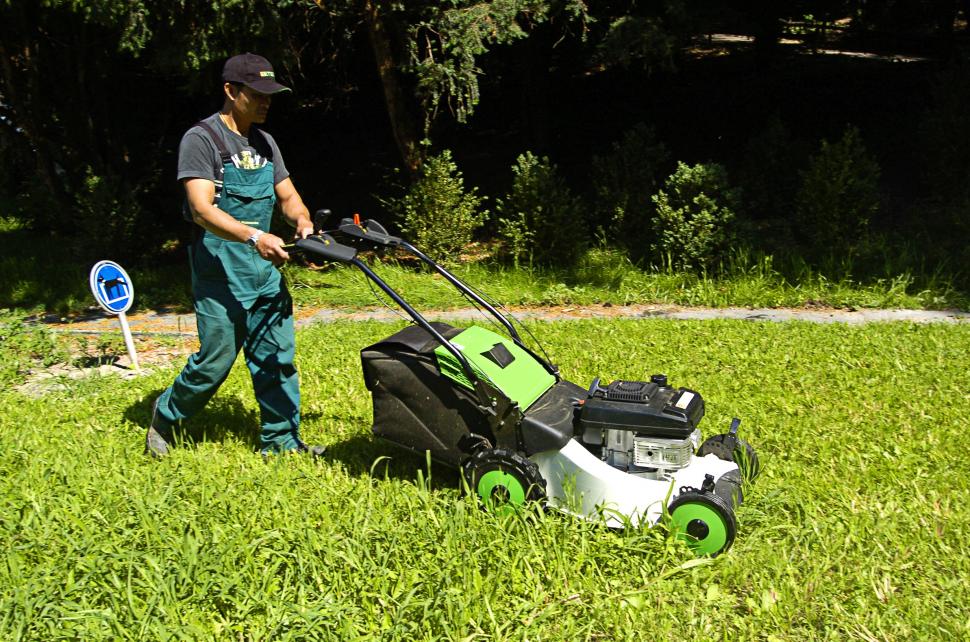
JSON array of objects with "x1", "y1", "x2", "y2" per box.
[{"x1": 89, "y1": 260, "x2": 134, "y2": 314}]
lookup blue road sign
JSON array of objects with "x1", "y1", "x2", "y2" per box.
[{"x1": 89, "y1": 260, "x2": 134, "y2": 314}]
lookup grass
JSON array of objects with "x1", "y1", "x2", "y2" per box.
[
  {"x1": 0, "y1": 217, "x2": 965, "y2": 315},
  {"x1": 285, "y1": 248, "x2": 966, "y2": 312},
  {"x1": 1, "y1": 318, "x2": 968, "y2": 639}
]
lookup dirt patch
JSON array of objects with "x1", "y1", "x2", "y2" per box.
[{"x1": 15, "y1": 334, "x2": 197, "y2": 397}]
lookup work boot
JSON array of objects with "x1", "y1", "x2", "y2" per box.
[
  {"x1": 145, "y1": 397, "x2": 174, "y2": 458},
  {"x1": 295, "y1": 440, "x2": 327, "y2": 458},
  {"x1": 262, "y1": 440, "x2": 326, "y2": 461}
]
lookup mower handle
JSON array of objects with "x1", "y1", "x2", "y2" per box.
[
  {"x1": 288, "y1": 226, "x2": 496, "y2": 409},
  {"x1": 325, "y1": 214, "x2": 557, "y2": 380},
  {"x1": 336, "y1": 217, "x2": 403, "y2": 248},
  {"x1": 292, "y1": 233, "x2": 358, "y2": 263},
  {"x1": 314, "y1": 211, "x2": 559, "y2": 381}
]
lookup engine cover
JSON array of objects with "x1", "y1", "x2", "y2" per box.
[{"x1": 578, "y1": 378, "x2": 705, "y2": 440}]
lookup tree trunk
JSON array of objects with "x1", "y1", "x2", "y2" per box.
[
  {"x1": 361, "y1": 0, "x2": 423, "y2": 177},
  {"x1": 747, "y1": 0, "x2": 783, "y2": 68}
]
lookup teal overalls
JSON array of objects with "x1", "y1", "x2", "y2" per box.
[{"x1": 155, "y1": 122, "x2": 301, "y2": 453}]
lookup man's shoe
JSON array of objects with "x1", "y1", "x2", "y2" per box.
[
  {"x1": 145, "y1": 398, "x2": 173, "y2": 458},
  {"x1": 263, "y1": 441, "x2": 326, "y2": 461},
  {"x1": 296, "y1": 440, "x2": 326, "y2": 458}
]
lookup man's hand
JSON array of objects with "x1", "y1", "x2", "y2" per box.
[
  {"x1": 293, "y1": 215, "x2": 314, "y2": 240},
  {"x1": 276, "y1": 178, "x2": 313, "y2": 240},
  {"x1": 255, "y1": 232, "x2": 290, "y2": 265}
]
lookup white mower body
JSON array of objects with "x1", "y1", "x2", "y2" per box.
[{"x1": 531, "y1": 439, "x2": 741, "y2": 528}]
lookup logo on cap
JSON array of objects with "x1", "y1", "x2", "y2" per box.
[{"x1": 260, "y1": 71, "x2": 275, "y2": 78}]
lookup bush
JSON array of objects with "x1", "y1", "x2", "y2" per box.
[
  {"x1": 735, "y1": 116, "x2": 814, "y2": 255},
  {"x1": 497, "y1": 152, "x2": 585, "y2": 268},
  {"x1": 794, "y1": 126, "x2": 880, "y2": 261},
  {"x1": 740, "y1": 115, "x2": 810, "y2": 215},
  {"x1": 650, "y1": 161, "x2": 739, "y2": 272},
  {"x1": 591, "y1": 124, "x2": 669, "y2": 259},
  {"x1": 16, "y1": 166, "x2": 162, "y2": 262},
  {"x1": 390, "y1": 150, "x2": 487, "y2": 263}
]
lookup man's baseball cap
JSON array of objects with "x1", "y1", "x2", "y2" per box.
[{"x1": 222, "y1": 53, "x2": 291, "y2": 95}]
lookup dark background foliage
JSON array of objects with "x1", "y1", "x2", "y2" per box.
[{"x1": 1, "y1": 0, "x2": 968, "y2": 288}]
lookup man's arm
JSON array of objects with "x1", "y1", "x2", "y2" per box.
[
  {"x1": 184, "y1": 178, "x2": 291, "y2": 265},
  {"x1": 275, "y1": 177, "x2": 314, "y2": 239}
]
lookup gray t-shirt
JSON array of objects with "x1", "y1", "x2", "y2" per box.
[{"x1": 177, "y1": 112, "x2": 289, "y2": 187}]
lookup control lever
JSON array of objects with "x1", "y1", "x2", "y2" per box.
[{"x1": 312, "y1": 208, "x2": 333, "y2": 233}]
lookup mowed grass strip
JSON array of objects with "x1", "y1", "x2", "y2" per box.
[{"x1": 1, "y1": 319, "x2": 968, "y2": 640}]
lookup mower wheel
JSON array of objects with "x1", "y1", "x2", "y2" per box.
[
  {"x1": 668, "y1": 490, "x2": 737, "y2": 556},
  {"x1": 462, "y1": 448, "x2": 546, "y2": 515},
  {"x1": 697, "y1": 434, "x2": 761, "y2": 483}
]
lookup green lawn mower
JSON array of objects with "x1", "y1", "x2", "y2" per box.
[{"x1": 295, "y1": 214, "x2": 760, "y2": 556}]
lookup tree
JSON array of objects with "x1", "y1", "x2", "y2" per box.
[
  {"x1": 335, "y1": 0, "x2": 589, "y2": 175},
  {"x1": 0, "y1": 0, "x2": 327, "y2": 256}
]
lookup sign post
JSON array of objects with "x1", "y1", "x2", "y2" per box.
[{"x1": 88, "y1": 260, "x2": 139, "y2": 371}]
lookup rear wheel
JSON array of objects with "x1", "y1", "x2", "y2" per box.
[
  {"x1": 462, "y1": 448, "x2": 545, "y2": 515},
  {"x1": 668, "y1": 491, "x2": 737, "y2": 556}
]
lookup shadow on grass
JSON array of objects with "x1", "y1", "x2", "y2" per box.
[
  {"x1": 125, "y1": 389, "x2": 269, "y2": 452},
  {"x1": 122, "y1": 391, "x2": 458, "y2": 493},
  {"x1": 324, "y1": 433, "x2": 462, "y2": 492}
]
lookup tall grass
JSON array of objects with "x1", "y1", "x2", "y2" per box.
[
  {"x1": 288, "y1": 247, "x2": 966, "y2": 311},
  {"x1": 1, "y1": 319, "x2": 968, "y2": 639}
]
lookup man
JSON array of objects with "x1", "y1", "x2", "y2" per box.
[{"x1": 146, "y1": 52, "x2": 323, "y2": 458}]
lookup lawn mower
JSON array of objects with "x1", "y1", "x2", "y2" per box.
[{"x1": 294, "y1": 214, "x2": 760, "y2": 556}]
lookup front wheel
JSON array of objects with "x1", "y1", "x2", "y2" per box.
[{"x1": 668, "y1": 490, "x2": 737, "y2": 556}]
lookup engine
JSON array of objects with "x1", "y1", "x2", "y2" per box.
[{"x1": 577, "y1": 376, "x2": 704, "y2": 479}]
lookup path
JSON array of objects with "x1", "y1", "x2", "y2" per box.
[
  {"x1": 17, "y1": 304, "x2": 969, "y2": 396},
  {"x1": 33, "y1": 304, "x2": 970, "y2": 338}
]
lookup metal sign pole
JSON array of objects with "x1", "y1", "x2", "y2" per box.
[{"x1": 117, "y1": 311, "x2": 140, "y2": 371}]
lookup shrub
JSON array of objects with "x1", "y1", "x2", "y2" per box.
[
  {"x1": 591, "y1": 123, "x2": 670, "y2": 259},
  {"x1": 17, "y1": 166, "x2": 162, "y2": 262},
  {"x1": 390, "y1": 150, "x2": 487, "y2": 263},
  {"x1": 650, "y1": 161, "x2": 739, "y2": 272},
  {"x1": 738, "y1": 116, "x2": 808, "y2": 217},
  {"x1": 497, "y1": 152, "x2": 584, "y2": 268},
  {"x1": 736, "y1": 116, "x2": 813, "y2": 254},
  {"x1": 794, "y1": 126, "x2": 880, "y2": 261}
]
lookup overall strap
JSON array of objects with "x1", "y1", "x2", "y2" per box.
[
  {"x1": 196, "y1": 120, "x2": 233, "y2": 165},
  {"x1": 186, "y1": 119, "x2": 232, "y2": 239}
]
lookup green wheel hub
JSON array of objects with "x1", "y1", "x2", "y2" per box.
[
  {"x1": 462, "y1": 448, "x2": 546, "y2": 516},
  {"x1": 669, "y1": 491, "x2": 737, "y2": 556},
  {"x1": 477, "y1": 470, "x2": 526, "y2": 510}
]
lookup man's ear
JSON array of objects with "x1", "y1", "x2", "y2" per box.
[{"x1": 223, "y1": 82, "x2": 238, "y2": 101}]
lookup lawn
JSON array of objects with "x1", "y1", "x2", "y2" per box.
[{"x1": 1, "y1": 318, "x2": 968, "y2": 640}]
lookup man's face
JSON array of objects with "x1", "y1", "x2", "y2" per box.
[{"x1": 226, "y1": 83, "x2": 272, "y2": 124}]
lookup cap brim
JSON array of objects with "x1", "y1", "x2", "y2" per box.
[{"x1": 244, "y1": 79, "x2": 292, "y2": 95}]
